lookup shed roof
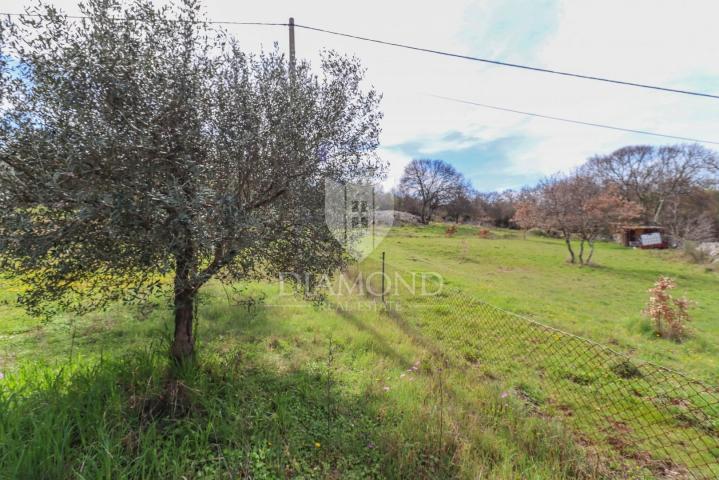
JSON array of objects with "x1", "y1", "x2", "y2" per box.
[{"x1": 619, "y1": 225, "x2": 665, "y2": 231}]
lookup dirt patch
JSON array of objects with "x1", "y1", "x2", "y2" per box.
[
  {"x1": 128, "y1": 377, "x2": 200, "y2": 425},
  {"x1": 604, "y1": 420, "x2": 692, "y2": 479}
]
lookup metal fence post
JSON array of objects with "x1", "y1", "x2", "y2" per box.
[{"x1": 381, "y1": 251, "x2": 385, "y2": 303}]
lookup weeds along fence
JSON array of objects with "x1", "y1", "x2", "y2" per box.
[{"x1": 348, "y1": 255, "x2": 719, "y2": 479}]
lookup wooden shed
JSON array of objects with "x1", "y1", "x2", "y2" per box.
[{"x1": 617, "y1": 225, "x2": 668, "y2": 249}]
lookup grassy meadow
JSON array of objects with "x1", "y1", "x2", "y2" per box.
[
  {"x1": 358, "y1": 225, "x2": 719, "y2": 479},
  {"x1": 0, "y1": 224, "x2": 717, "y2": 479},
  {"x1": 376, "y1": 224, "x2": 719, "y2": 384}
]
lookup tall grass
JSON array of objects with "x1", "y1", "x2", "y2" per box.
[
  {"x1": 0, "y1": 342, "x2": 389, "y2": 479},
  {"x1": 0, "y1": 251, "x2": 635, "y2": 478},
  {"x1": 0, "y1": 336, "x2": 602, "y2": 479}
]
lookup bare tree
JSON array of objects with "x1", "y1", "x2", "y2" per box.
[
  {"x1": 665, "y1": 188, "x2": 718, "y2": 243},
  {"x1": 399, "y1": 159, "x2": 464, "y2": 224},
  {"x1": 534, "y1": 176, "x2": 580, "y2": 262},
  {"x1": 529, "y1": 174, "x2": 641, "y2": 265},
  {"x1": 511, "y1": 188, "x2": 540, "y2": 239},
  {"x1": 574, "y1": 183, "x2": 642, "y2": 264},
  {"x1": 0, "y1": 0, "x2": 383, "y2": 361},
  {"x1": 587, "y1": 144, "x2": 719, "y2": 226},
  {"x1": 444, "y1": 179, "x2": 475, "y2": 223},
  {"x1": 474, "y1": 190, "x2": 517, "y2": 227}
]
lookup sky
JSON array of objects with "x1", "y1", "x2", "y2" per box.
[{"x1": 4, "y1": 0, "x2": 719, "y2": 191}]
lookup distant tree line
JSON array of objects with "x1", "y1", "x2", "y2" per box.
[
  {"x1": 394, "y1": 144, "x2": 719, "y2": 252},
  {"x1": 584, "y1": 144, "x2": 719, "y2": 243},
  {"x1": 391, "y1": 158, "x2": 516, "y2": 226}
]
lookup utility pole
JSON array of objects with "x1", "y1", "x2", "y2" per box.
[
  {"x1": 343, "y1": 183, "x2": 348, "y2": 247},
  {"x1": 288, "y1": 17, "x2": 296, "y2": 77}
]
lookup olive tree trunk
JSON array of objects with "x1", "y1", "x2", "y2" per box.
[
  {"x1": 172, "y1": 288, "x2": 195, "y2": 361},
  {"x1": 171, "y1": 251, "x2": 196, "y2": 362}
]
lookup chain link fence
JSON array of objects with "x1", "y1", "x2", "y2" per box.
[{"x1": 349, "y1": 254, "x2": 719, "y2": 479}]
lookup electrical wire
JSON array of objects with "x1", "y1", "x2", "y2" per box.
[
  {"x1": 428, "y1": 94, "x2": 719, "y2": 145},
  {"x1": 2, "y1": 11, "x2": 717, "y2": 100},
  {"x1": 293, "y1": 23, "x2": 719, "y2": 101}
]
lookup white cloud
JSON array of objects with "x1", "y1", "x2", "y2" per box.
[
  {"x1": 376, "y1": 147, "x2": 412, "y2": 190},
  {"x1": 5, "y1": 0, "x2": 719, "y2": 188}
]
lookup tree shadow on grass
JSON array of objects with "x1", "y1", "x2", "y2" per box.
[
  {"x1": 0, "y1": 282, "x2": 618, "y2": 479},
  {"x1": 332, "y1": 306, "x2": 415, "y2": 366},
  {"x1": 334, "y1": 298, "x2": 625, "y2": 479},
  {"x1": 0, "y1": 340, "x2": 460, "y2": 480}
]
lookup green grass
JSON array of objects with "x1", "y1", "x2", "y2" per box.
[
  {"x1": 353, "y1": 224, "x2": 719, "y2": 478},
  {"x1": 0, "y1": 224, "x2": 717, "y2": 478},
  {"x1": 375, "y1": 224, "x2": 719, "y2": 384},
  {"x1": 0, "y1": 281, "x2": 602, "y2": 479}
]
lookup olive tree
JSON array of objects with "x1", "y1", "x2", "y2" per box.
[{"x1": 0, "y1": 0, "x2": 383, "y2": 361}]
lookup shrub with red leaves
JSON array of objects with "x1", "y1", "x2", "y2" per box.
[{"x1": 644, "y1": 276, "x2": 694, "y2": 342}]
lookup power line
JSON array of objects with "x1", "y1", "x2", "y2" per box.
[
  {"x1": 428, "y1": 94, "x2": 719, "y2": 146},
  {"x1": 3, "y1": 11, "x2": 718, "y2": 101},
  {"x1": 292, "y1": 24, "x2": 719, "y2": 101}
]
